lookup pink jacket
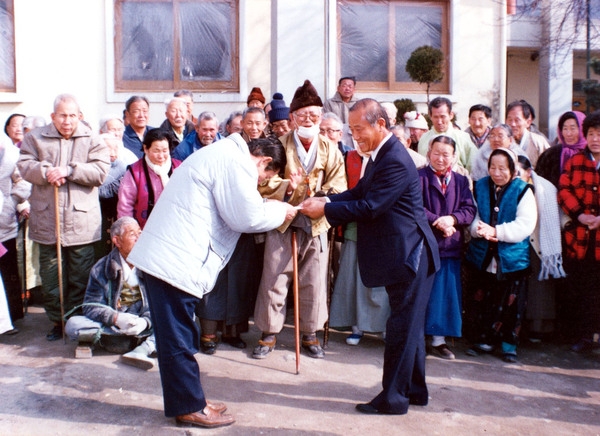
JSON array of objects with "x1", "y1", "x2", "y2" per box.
[{"x1": 117, "y1": 158, "x2": 181, "y2": 228}]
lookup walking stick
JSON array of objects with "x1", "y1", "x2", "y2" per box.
[
  {"x1": 292, "y1": 230, "x2": 300, "y2": 375},
  {"x1": 323, "y1": 226, "x2": 335, "y2": 348},
  {"x1": 20, "y1": 219, "x2": 28, "y2": 314},
  {"x1": 54, "y1": 186, "x2": 66, "y2": 343}
]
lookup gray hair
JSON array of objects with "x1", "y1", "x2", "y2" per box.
[
  {"x1": 196, "y1": 111, "x2": 219, "y2": 126},
  {"x1": 242, "y1": 106, "x2": 265, "y2": 120},
  {"x1": 321, "y1": 112, "x2": 343, "y2": 128},
  {"x1": 164, "y1": 97, "x2": 188, "y2": 109},
  {"x1": 490, "y1": 123, "x2": 513, "y2": 138},
  {"x1": 99, "y1": 115, "x2": 124, "y2": 134},
  {"x1": 390, "y1": 124, "x2": 410, "y2": 141},
  {"x1": 174, "y1": 89, "x2": 194, "y2": 99},
  {"x1": 349, "y1": 98, "x2": 390, "y2": 129},
  {"x1": 22, "y1": 116, "x2": 46, "y2": 130},
  {"x1": 226, "y1": 110, "x2": 243, "y2": 126},
  {"x1": 110, "y1": 216, "x2": 139, "y2": 239},
  {"x1": 53, "y1": 93, "x2": 79, "y2": 112}
]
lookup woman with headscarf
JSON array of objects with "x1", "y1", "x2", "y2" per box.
[
  {"x1": 536, "y1": 111, "x2": 586, "y2": 188},
  {"x1": 464, "y1": 148, "x2": 537, "y2": 363}
]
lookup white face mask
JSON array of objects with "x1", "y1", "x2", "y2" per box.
[{"x1": 297, "y1": 124, "x2": 320, "y2": 139}]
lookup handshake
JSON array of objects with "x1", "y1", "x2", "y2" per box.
[{"x1": 113, "y1": 312, "x2": 149, "y2": 336}]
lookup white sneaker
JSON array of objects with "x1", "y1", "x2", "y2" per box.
[
  {"x1": 346, "y1": 333, "x2": 363, "y2": 346},
  {"x1": 120, "y1": 344, "x2": 155, "y2": 370}
]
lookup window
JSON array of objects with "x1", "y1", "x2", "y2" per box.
[
  {"x1": 114, "y1": 0, "x2": 239, "y2": 93},
  {"x1": 0, "y1": 0, "x2": 16, "y2": 92},
  {"x1": 338, "y1": 0, "x2": 449, "y2": 93}
]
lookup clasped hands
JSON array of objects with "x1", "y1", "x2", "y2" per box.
[
  {"x1": 114, "y1": 312, "x2": 148, "y2": 336},
  {"x1": 433, "y1": 215, "x2": 456, "y2": 238},
  {"x1": 476, "y1": 221, "x2": 498, "y2": 242},
  {"x1": 46, "y1": 166, "x2": 68, "y2": 186},
  {"x1": 578, "y1": 213, "x2": 600, "y2": 230}
]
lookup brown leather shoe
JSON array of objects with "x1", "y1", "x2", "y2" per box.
[
  {"x1": 206, "y1": 400, "x2": 227, "y2": 414},
  {"x1": 176, "y1": 407, "x2": 235, "y2": 428}
]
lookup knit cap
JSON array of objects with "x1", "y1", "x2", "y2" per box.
[
  {"x1": 268, "y1": 93, "x2": 290, "y2": 123},
  {"x1": 247, "y1": 87, "x2": 266, "y2": 105}
]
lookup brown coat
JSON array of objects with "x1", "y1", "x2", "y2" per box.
[{"x1": 18, "y1": 123, "x2": 109, "y2": 246}]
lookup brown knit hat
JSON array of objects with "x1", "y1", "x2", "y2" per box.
[
  {"x1": 289, "y1": 80, "x2": 323, "y2": 113},
  {"x1": 247, "y1": 87, "x2": 265, "y2": 104}
]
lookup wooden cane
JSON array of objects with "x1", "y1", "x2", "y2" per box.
[
  {"x1": 323, "y1": 226, "x2": 335, "y2": 348},
  {"x1": 292, "y1": 230, "x2": 300, "y2": 375},
  {"x1": 54, "y1": 185, "x2": 66, "y2": 343}
]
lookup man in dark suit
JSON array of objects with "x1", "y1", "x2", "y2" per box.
[{"x1": 301, "y1": 98, "x2": 439, "y2": 415}]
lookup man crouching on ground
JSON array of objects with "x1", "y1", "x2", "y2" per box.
[
  {"x1": 65, "y1": 216, "x2": 156, "y2": 370},
  {"x1": 127, "y1": 134, "x2": 297, "y2": 429}
]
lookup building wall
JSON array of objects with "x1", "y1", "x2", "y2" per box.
[{"x1": 0, "y1": 0, "x2": 533, "y2": 141}]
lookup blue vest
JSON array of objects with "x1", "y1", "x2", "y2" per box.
[{"x1": 466, "y1": 177, "x2": 531, "y2": 275}]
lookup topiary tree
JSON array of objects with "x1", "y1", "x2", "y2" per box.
[
  {"x1": 394, "y1": 98, "x2": 416, "y2": 126},
  {"x1": 405, "y1": 45, "x2": 444, "y2": 104}
]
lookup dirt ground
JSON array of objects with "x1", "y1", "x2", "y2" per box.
[{"x1": 0, "y1": 305, "x2": 599, "y2": 436}]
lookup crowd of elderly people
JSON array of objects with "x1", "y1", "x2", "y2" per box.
[{"x1": 0, "y1": 80, "x2": 598, "y2": 427}]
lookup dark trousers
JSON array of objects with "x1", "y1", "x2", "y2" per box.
[
  {"x1": 143, "y1": 273, "x2": 206, "y2": 417},
  {"x1": 370, "y1": 248, "x2": 434, "y2": 414},
  {"x1": 39, "y1": 243, "x2": 95, "y2": 324}
]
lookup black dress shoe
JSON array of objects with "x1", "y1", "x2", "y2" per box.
[
  {"x1": 409, "y1": 396, "x2": 428, "y2": 406},
  {"x1": 355, "y1": 403, "x2": 381, "y2": 414},
  {"x1": 221, "y1": 336, "x2": 246, "y2": 349},
  {"x1": 46, "y1": 325, "x2": 62, "y2": 341}
]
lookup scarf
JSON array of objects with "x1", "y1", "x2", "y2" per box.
[
  {"x1": 432, "y1": 165, "x2": 452, "y2": 194},
  {"x1": 557, "y1": 111, "x2": 587, "y2": 172},
  {"x1": 144, "y1": 154, "x2": 172, "y2": 188},
  {"x1": 530, "y1": 171, "x2": 566, "y2": 280}
]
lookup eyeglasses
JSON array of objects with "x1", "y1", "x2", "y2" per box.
[
  {"x1": 294, "y1": 112, "x2": 321, "y2": 122},
  {"x1": 319, "y1": 128, "x2": 341, "y2": 135}
]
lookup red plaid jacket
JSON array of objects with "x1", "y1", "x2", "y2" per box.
[{"x1": 558, "y1": 150, "x2": 600, "y2": 261}]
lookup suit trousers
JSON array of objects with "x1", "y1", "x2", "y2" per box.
[
  {"x1": 370, "y1": 247, "x2": 434, "y2": 414},
  {"x1": 143, "y1": 273, "x2": 206, "y2": 417},
  {"x1": 254, "y1": 228, "x2": 328, "y2": 334}
]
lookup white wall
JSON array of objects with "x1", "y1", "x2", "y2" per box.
[{"x1": 0, "y1": 0, "x2": 552, "y2": 143}]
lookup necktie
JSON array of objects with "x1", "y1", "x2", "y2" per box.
[{"x1": 364, "y1": 158, "x2": 374, "y2": 177}]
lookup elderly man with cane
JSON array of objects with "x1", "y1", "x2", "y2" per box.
[{"x1": 18, "y1": 94, "x2": 109, "y2": 341}]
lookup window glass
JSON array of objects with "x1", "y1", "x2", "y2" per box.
[
  {"x1": 339, "y1": 1, "x2": 448, "y2": 92},
  {"x1": 395, "y1": 6, "x2": 442, "y2": 83},
  {"x1": 115, "y1": 0, "x2": 238, "y2": 92},
  {"x1": 120, "y1": 2, "x2": 173, "y2": 81}
]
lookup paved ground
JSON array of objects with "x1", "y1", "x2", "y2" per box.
[{"x1": 0, "y1": 305, "x2": 599, "y2": 436}]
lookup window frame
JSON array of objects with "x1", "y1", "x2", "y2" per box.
[
  {"x1": 0, "y1": 0, "x2": 16, "y2": 93},
  {"x1": 336, "y1": 0, "x2": 450, "y2": 94},
  {"x1": 112, "y1": 0, "x2": 240, "y2": 94}
]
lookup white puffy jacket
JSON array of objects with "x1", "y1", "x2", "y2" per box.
[{"x1": 128, "y1": 134, "x2": 287, "y2": 299}]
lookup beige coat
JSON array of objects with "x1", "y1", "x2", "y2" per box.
[
  {"x1": 18, "y1": 123, "x2": 109, "y2": 246},
  {"x1": 276, "y1": 131, "x2": 347, "y2": 236}
]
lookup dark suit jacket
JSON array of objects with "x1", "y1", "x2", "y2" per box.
[{"x1": 325, "y1": 134, "x2": 439, "y2": 287}]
